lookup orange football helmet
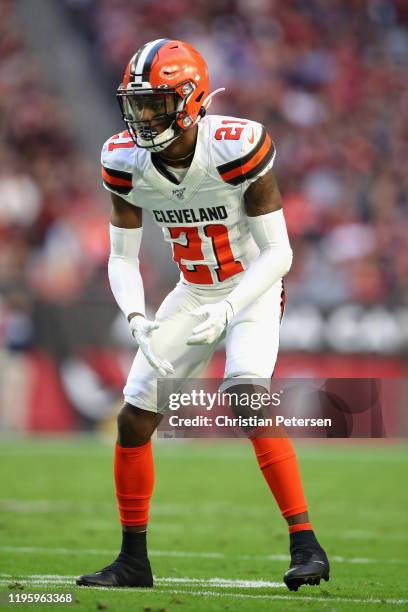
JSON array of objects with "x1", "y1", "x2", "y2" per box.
[{"x1": 117, "y1": 39, "x2": 210, "y2": 151}]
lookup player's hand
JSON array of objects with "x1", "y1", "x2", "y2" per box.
[
  {"x1": 187, "y1": 301, "x2": 234, "y2": 345},
  {"x1": 129, "y1": 316, "x2": 175, "y2": 376}
]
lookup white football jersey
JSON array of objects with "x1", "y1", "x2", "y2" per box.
[{"x1": 101, "y1": 115, "x2": 275, "y2": 288}]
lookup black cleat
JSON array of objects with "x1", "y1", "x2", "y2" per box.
[
  {"x1": 76, "y1": 553, "x2": 153, "y2": 588},
  {"x1": 283, "y1": 531, "x2": 330, "y2": 592}
]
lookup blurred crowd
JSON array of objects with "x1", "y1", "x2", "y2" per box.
[
  {"x1": 0, "y1": 0, "x2": 111, "y2": 351},
  {"x1": 1, "y1": 0, "x2": 408, "y2": 356},
  {"x1": 66, "y1": 0, "x2": 408, "y2": 309}
]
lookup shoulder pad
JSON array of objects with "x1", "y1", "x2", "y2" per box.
[
  {"x1": 101, "y1": 131, "x2": 137, "y2": 197},
  {"x1": 209, "y1": 116, "x2": 275, "y2": 186}
]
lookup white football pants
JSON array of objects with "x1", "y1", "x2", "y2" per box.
[{"x1": 124, "y1": 279, "x2": 284, "y2": 413}]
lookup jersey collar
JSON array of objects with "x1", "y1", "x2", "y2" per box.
[{"x1": 144, "y1": 119, "x2": 210, "y2": 204}]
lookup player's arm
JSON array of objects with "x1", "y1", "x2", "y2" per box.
[
  {"x1": 108, "y1": 193, "x2": 174, "y2": 376},
  {"x1": 188, "y1": 170, "x2": 292, "y2": 345},
  {"x1": 109, "y1": 192, "x2": 144, "y2": 321},
  {"x1": 223, "y1": 169, "x2": 293, "y2": 313}
]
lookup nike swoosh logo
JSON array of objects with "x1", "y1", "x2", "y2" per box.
[
  {"x1": 248, "y1": 128, "x2": 255, "y2": 144},
  {"x1": 314, "y1": 561, "x2": 325, "y2": 565}
]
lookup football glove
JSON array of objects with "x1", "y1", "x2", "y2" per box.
[
  {"x1": 129, "y1": 316, "x2": 175, "y2": 376},
  {"x1": 187, "y1": 301, "x2": 234, "y2": 345}
]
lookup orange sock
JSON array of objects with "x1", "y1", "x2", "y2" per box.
[
  {"x1": 250, "y1": 437, "x2": 308, "y2": 518},
  {"x1": 288, "y1": 522, "x2": 313, "y2": 534},
  {"x1": 114, "y1": 441, "x2": 154, "y2": 527}
]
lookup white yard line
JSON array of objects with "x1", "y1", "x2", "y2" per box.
[
  {"x1": 0, "y1": 575, "x2": 283, "y2": 588},
  {"x1": 0, "y1": 545, "x2": 406, "y2": 565},
  {"x1": 0, "y1": 576, "x2": 407, "y2": 606},
  {"x1": 158, "y1": 577, "x2": 284, "y2": 588}
]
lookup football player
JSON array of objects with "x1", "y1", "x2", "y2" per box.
[{"x1": 76, "y1": 39, "x2": 329, "y2": 592}]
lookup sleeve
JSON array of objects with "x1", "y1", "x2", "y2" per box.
[
  {"x1": 100, "y1": 133, "x2": 136, "y2": 204},
  {"x1": 108, "y1": 224, "x2": 145, "y2": 319},
  {"x1": 216, "y1": 122, "x2": 276, "y2": 188},
  {"x1": 224, "y1": 209, "x2": 292, "y2": 316}
]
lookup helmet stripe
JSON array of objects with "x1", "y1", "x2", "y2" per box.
[
  {"x1": 134, "y1": 40, "x2": 160, "y2": 75},
  {"x1": 130, "y1": 43, "x2": 148, "y2": 76},
  {"x1": 142, "y1": 38, "x2": 169, "y2": 83},
  {"x1": 131, "y1": 39, "x2": 167, "y2": 87}
]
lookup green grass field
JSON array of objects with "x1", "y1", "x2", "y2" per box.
[{"x1": 0, "y1": 438, "x2": 407, "y2": 611}]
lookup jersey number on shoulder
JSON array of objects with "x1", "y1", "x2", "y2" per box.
[
  {"x1": 214, "y1": 120, "x2": 248, "y2": 141},
  {"x1": 168, "y1": 224, "x2": 244, "y2": 284},
  {"x1": 107, "y1": 131, "x2": 134, "y2": 151}
]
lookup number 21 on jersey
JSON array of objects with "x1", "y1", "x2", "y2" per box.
[{"x1": 167, "y1": 224, "x2": 244, "y2": 284}]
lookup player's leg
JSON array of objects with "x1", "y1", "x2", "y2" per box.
[
  {"x1": 77, "y1": 282, "x2": 216, "y2": 588},
  {"x1": 224, "y1": 280, "x2": 329, "y2": 591},
  {"x1": 77, "y1": 404, "x2": 158, "y2": 587}
]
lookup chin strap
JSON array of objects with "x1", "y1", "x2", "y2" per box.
[{"x1": 193, "y1": 88, "x2": 226, "y2": 127}]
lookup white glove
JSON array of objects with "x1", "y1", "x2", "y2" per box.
[
  {"x1": 187, "y1": 301, "x2": 234, "y2": 345},
  {"x1": 129, "y1": 316, "x2": 175, "y2": 376}
]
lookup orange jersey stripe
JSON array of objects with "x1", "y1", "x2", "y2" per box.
[
  {"x1": 101, "y1": 166, "x2": 133, "y2": 187},
  {"x1": 221, "y1": 134, "x2": 272, "y2": 182}
]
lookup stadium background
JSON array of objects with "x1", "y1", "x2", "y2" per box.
[
  {"x1": 1, "y1": 1, "x2": 408, "y2": 609},
  {"x1": 0, "y1": 0, "x2": 407, "y2": 431}
]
